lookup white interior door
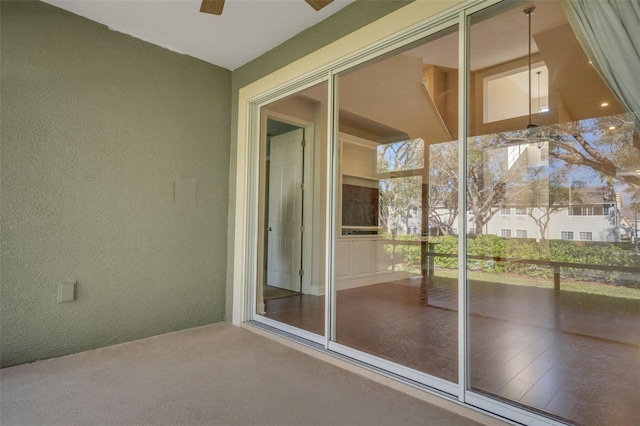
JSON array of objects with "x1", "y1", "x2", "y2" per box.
[{"x1": 267, "y1": 128, "x2": 304, "y2": 291}]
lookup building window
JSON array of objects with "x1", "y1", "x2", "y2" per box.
[
  {"x1": 570, "y1": 206, "x2": 596, "y2": 216},
  {"x1": 515, "y1": 208, "x2": 527, "y2": 215},
  {"x1": 569, "y1": 207, "x2": 596, "y2": 216},
  {"x1": 539, "y1": 144, "x2": 549, "y2": 163},
  {"x1": 516, "y1": 229, "x2": 527, "y2": 238},
  {"x1": 468, "y1": 227, "x2": 476, "y2": 235},
  {"x1": 451, "y1": 228, "x2": 458, "y2": 235},
  {"x1": 501, "y1": 229, "x2": 512, "y2": 238},
  {"x1": 561, "y1": 231, "x2": 574, "y2": 240},
  {"x1": 507, "y1": 144, "x2": 528, "y2": 169},
  {"x1": 579, "y1": 231, "x2": 593, "y2": 241},
  {"x1": 501, "y1": 208, "x2": 511, "y2": 215},
  {"x1": 483, "y1": 64, "x2": 549, "y2": 123}
]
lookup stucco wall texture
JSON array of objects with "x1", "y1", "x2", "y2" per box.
[{"x1": 1, "y1": 1, "x2": 230, "y2": 367}]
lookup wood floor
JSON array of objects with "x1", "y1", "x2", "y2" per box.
[{"x1": 262, "y1": 276, "x2": 640, "y2": 426}]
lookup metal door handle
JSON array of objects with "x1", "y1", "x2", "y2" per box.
[{"x1": 267, "y1": 227, "x2": 272, "y2": 232}]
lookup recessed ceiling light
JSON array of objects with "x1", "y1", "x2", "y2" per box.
[
  {"x1": 601, "y1": 102, "x2": 609, "y2": 107},
  {"x1": 609, "y1": 126, "x2": 616, "y2": 130}
]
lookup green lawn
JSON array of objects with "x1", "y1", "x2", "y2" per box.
[{"x1": 433, "y1": 268, "x2": 640, "y2": 301}]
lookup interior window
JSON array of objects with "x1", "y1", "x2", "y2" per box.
[{"x1": 484, "y1": 63, "x2": 549, "y2": 123}]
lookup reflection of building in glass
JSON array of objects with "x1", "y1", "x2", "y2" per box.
[
  {"x1": 487, "y1": 185, "x2": 620, "y2": 241},
  {"x1": 432, "y1": 184, "x2": 627, "y2": 242},
  {"x1": 432, "y1": 183, "x2": 630, "y2": 241}
]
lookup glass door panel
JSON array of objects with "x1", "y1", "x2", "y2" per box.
[
  {"x1": 468, "y1": 2, "x2": 640, "y2": 424},
  {"x1": 334, "y1": 26, "x2": 460, "y2": 382},
  {"x1": 257, "y1": 82, "x2": 328, "y2": 336}
]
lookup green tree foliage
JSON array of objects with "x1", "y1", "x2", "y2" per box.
[
  {"x1": 428, "y1": 141, "x2": 458, "y2": 234},
  {"x1": 550, "y1": 114, "x2": 640, "y2": 188},
  {"x1": 377, "y1": 139, "x2": 424, "y2": 235}
]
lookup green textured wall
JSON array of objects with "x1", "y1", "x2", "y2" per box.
[
  {"x1": 0, "y1": 1, "x2": 230, "y2": 367},
  {"x1": 226, "y1": 0, "x2": 414, "y2": 318}
]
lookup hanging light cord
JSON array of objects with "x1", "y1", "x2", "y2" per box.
[{"x1": 525, "y1": 7, "x2": 536, "y2": 128}]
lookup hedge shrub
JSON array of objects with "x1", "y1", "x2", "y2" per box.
[{"x1": 381, "y1": 233, "x2": 640, "y2": 285}]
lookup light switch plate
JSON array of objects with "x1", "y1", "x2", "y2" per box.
[{"x1": 57, "y1": 281, "x2": 76, "y2": 303}]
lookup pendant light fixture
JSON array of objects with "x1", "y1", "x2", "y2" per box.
[
  {"x1": 537, "y1": 70, "x2": 542, "y2": 112},
  {"x1": 524, "y1": 6, "x2": 537, "y2": 129}
]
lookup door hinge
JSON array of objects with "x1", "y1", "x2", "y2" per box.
[
  {"x1": 301, "y1": 139, "x2": 306, "y2": 148},
  {"x1": 300, "y1": 183, "x2": 305, "y2": 191},
  {"x1": 300, "y1": 225, "x2": 305, "y2": 233},
  {"x1": 299, "y1": 269, "x2": 304, "y2": 276}
]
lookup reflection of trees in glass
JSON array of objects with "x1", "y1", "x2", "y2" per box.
[
  {"x1": 467, "y1": 134, "x2": 514, "y2": 235},
  {"x1": 428, "y1": 136, "x2": 520, "y2": 236},
  {"x1": 516, "y1": 114, "x2": 638, "y2": 241},
  {"x1": 379, "y1": 176, "x2": 422, "y2": 235},
  {"x1": 511, "y1": 163, "x2": 579, "y2": 242},
  {"x1": 429, "y1": 135, "x2": 520, "y2": 236},
  {"x1": 514, "y1": 114, "x2": 639, "y2": 204},
  {"x1": 428, "y1": 113, "x2": 638, "y2": 239},
  {"x1": 376, "y1": 139, "x2": 423, "y2": 173},
  {"x1": 526, "y1": 178, "x2": 573, "y2": 242},
  {"x1": 377, "y1": 140, "x2": 423, "y2": 235},
  {"x1": 550, "y1": 114, "x2": 640, "y2": 188},
  {"x1": 428, "y1": 142, "x2": 458, "y2": 235}
]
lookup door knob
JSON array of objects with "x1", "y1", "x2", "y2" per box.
[{"x1": 267, "y1": 226, "x2": 272, "y2": 232}]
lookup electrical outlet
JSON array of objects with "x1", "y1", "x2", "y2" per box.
[{"x1": 57, "y1": 281, "x2": 76, "y2": 303}]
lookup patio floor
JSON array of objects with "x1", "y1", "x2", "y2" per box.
[{"x1": 1, "y1": 322, "x2": 498, "y2": 426}]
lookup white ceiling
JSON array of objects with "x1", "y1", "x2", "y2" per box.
[{"x1": 43, "y1": 0, "x2": 354, "y2": 70}]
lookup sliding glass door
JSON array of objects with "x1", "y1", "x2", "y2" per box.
[
  {"x1": 247, "y1": 1, "x2": 640, "y2": 424},
  {"x1": 467, "y1": 2, "x2": 639, "y2": 425},
  {"x1": 332, "y1": 26, "x2": 460, "y2": 386}
]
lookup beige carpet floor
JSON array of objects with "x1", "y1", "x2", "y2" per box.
[{"x1": 1, "y1": 322, "x2": 489, "y2": 426}]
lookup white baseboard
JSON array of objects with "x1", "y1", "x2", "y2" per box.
[{"x1": 336, "y1": 272, "x2": 410, "y2": 291}]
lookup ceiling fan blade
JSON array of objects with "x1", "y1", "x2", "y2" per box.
[
  {"x1": 305, "y1": 0, "x2": 334, "y2": 11},
  {"x1": 200, "y1": 0, "x2": 225, "y2": 15}
]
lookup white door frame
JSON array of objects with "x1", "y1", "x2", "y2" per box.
[{"x1": 254, "y1": 111, "x2": 316, "y2": 316}]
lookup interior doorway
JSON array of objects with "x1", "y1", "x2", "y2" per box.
[
  {"x1": 256, "y1": 115, "x2": 320, "y2": 333},
  {"x1": 265, "y1": 124, "x2": 305, "y2": 294}
]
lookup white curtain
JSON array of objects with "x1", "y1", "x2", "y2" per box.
[{"x1": 564, "y1": 0, "x2": 640, "y2": 125}]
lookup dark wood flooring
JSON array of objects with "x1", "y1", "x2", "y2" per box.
[{"x1": 262, "y1": 276, "x2": 640, "y2": 426}]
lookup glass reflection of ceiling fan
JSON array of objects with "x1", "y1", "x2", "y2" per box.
[{"x1": 200, "y1": 0, "x2": 334, "y2": 15}]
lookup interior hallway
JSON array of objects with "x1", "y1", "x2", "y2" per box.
[{"x1": 0, "y1": 322, "x2": 498, "y2": 426}]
